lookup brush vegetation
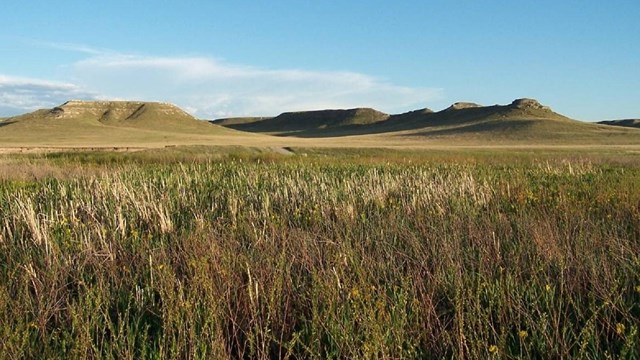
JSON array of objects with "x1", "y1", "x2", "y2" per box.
[{"x1": 0, "y1": 148, "x2": 638, "y2": 358}]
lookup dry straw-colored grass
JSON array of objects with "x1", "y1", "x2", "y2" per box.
[{"x1": 0, "y1": 151, "x2": 638, "y2": 358}]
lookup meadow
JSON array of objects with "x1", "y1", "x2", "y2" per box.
[{"x1": 0, "y1": 148, "x2": 638, "y2": 358}]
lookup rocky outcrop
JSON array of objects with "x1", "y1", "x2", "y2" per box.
[
  {"x1": 444, "y1": 102, "x2": 482, "y2": 111},
  {"x1": 509, "y1": 98, "x2": 550, "y2": 111}
]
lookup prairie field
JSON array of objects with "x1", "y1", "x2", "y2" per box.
[{"x1": 0, "y1": 147, "x2": 638, "y2": 358}]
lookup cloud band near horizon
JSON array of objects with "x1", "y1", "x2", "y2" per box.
[{"x1": 1, "y1": 50, "x2": 441, "y2": 118}]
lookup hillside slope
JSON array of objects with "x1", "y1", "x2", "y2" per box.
[
  {"x1": 214, "y1": 117, "x2": 271, "y2": 126},
  {"x1": 220, "y1": 108, "x2": 390, "y2": 134},
  {"x1": 215, "y1": 98, "x2": 640, "y2": 145},
  {"x1": 378, "y1": 99, "x2": 640, "y2": 144},
  {"x1": 49, "y1": 100, "x2": 219, "y2": 133},
  {"x1": 598, "y1": 119, "x2": 640, "y2": 129},
  {"x1": 0, "y1": 100, "x2": 267, "y2": 147},
  {"x1": 2, "y1": 99, "x2": 638, "y2": 148}
]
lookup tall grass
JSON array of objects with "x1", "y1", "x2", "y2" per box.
[{"x1": 0, "y1": 154, "x2": 638, "y2": 358}]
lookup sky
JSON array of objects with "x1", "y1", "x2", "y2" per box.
[{"x1": 0, "y1": 1, "x2": 638, "y2": 121}]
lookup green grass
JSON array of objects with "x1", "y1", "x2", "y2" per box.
[{"x1": 0, "y1": 150, "x2": 639, "y2": 358}]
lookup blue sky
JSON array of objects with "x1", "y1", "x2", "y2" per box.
[{"x1": 1, "y1": 1, "x2": 638, "y2": 120}]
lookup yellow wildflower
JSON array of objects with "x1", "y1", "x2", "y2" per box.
[
  {"x1": 616, "y1": 323, "x2": 625, "y2": 335},
  {"x1": 349, "y1": 287, "x2": 360, "y2": 300},
  {"x1": 518, "y1": 330, "x2": 528, "y2": 339},
  {"x1": 488, "y1": 345, "x2": 498, "y2": 354}
]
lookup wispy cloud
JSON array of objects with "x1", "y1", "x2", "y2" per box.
[
  {"x1": 0, "y1": 75, "x2": 99, "y2": 116},
  {"x1": 31, "y1": 40, "x2": 115, "y2": 56},
  {"x1": 2, "y1": 43, "x2": 442, "y2": 118},
  {"x1": 71, "y1": 53, "x2": 441, "y2": 118}
]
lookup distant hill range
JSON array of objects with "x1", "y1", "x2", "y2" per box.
[
  {"x1": 214, "y1": 98, "x2": 640, "y2": 143},
  {"x1": 1, "y1": 98, "x2": 638, "y2": 147},
  {"x1": 598, "y1": 119, "x2": 640, "y2": 129}
]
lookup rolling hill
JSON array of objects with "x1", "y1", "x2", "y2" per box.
[
  {"x1": 216, "y1": 108, "x2": 390, "y2": 134},
  {"x1": 213, "y1": 116, "x2": 271, "y2": 126},
  {"x1": 0, "y1": 100, "x2": 272, "y2": 148},
  {"x1": 215, "y1": 98, "x2": 640, "y2": 145},
  {"x1": 598, "y1": 119, "x2": 640, "y2": 129},
  {"x1": 36, "y1": 100, "x2": 215, "y2": 133},
  {"x1": 1, "y1": 98, "x2": 638, "y2": 149}
]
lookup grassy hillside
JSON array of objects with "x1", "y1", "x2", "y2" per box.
[
  {"x1": 216, "y1": 98, "x2": 640, "y2": 145},
  {"x1": 2, "y1": 99, "x2": 639, "y2": 149},
  {"x1": 381, "y1": 100, "x2": 640, "y2": 144},
  {"x1": 223, "y1": 108, "x2": 389, "y2": 133},
  {"x1": 39, "y1": 100, "x2": 221, "y2": 133},
  {"x1": 213, "y1": 116, "x2": 272, "y2": 126},
  {"x1": 0, "y1": 101, "x2": 279, "y2": 148}
]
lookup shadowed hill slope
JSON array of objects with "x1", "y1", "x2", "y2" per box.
[
  {"x1": 375, "y1": 99, "x2": 640, "y2": 144},
  {"x1": 215, "y1": 98, "x2": 640, "y2": 144},
  {"x1": 598, "y1": 119, "x2": 640, "y2": 129},
  {"x1": 214, "y1": 117, "x2": 271, "y2": 126},
  {"x1": 219, "y1": 108, "x2": 389, "y2": 134},
  {"x1": 218, "y1": 98, "x2": 577, "y2": 137},
  {"x1": 2, "y1": 99, "x2": 638, "y2": 148},
  {"x1": 376, "y1": 98, "x2": 572, "y2": 133}
]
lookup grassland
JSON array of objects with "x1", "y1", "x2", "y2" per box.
[{"x1": 0, "y1": 147, "x2": 638, "y2": 359}]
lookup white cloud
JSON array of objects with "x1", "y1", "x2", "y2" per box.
[
  {"x1": 36, "y1": 41, "x2": 113, "y2": 56},
  {"x1": 0, "y1": 75, "x2": 99, "y2": 115},
  {"x1": 69, "y1": 53, "x2": 441, "y2": 118},
  {"x1": 1, "y1": 45, "x2": 442, "y2": 118}
]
